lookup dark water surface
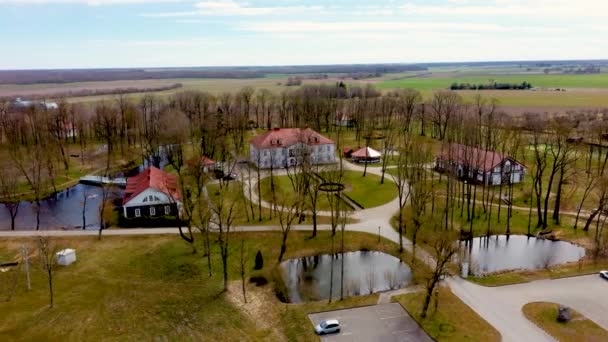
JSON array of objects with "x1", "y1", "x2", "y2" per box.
[
  {"x1": 280, "y1": 251, "x2": 412, "y2": 303},
  {"x1": 0, "y1": 150, "x2": 169, "y2": 231},
  {"x1": 462, "y1": 235, "x2": 586, "y2": 276},
  {"x1": 0, "y1": 184, "x2": 122, "y2": 230}
]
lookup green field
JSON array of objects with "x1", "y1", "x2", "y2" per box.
[{"x1": 378, "y1": 73, "x2": 608, "y2": 90}]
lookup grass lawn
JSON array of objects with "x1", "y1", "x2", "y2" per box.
[
  {"x1": 0, "y1": 230, "x2": 419, "y2": 341},
  {"x1": 258, "y1": 170, "x2": 398, "y2": 210},
  {"x1": 206, "y1": 181, "x2": 357, "y2": 226},
  {"x1": 522, "y1": 302, "x2": 608, "y2": 342},
  {"x1": 469, "y1": 259, "x2": 608, "y2": 286},
  {"x1": 394, "y1": 287, "x2": 501, "y2": 342}
]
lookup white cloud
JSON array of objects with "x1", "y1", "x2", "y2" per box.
[
  {"x1": 401, "y1": 0, "x2": 608, "y2": 18},
  {"x1": 142, "y1": 0, "x2": 324, "y2": 17},
  {"x1": 240, "y1": 21, "x2": 565, "y2": 34},
  {"x1": 0, "y1": 0, "x2": 184, "y2": 4}
]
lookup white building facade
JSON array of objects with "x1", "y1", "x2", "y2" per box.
[{"x1": 249, "y1": 128, "x2": 336, "y2": 169}]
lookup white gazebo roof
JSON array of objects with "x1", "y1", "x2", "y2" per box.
[{"x1": 352, "y1": 147, "x2": 382, "y2": 158}]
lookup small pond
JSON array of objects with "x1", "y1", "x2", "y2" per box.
[
  {"x1": 0, "y1": 150, "x2": 169, "y2": 231},
  {"x1": 461, "y1": 235, "x2": 586, "y2": 276},
  {"x1": 0, "y1": 184, "x2": 122, "y2": 230},
  {"x1": 280, "y1": 251, "x2": 412, "y2": 303}
]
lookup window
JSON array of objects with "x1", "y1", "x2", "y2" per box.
[
  {"x1": 142, "y1": 197, "x2": 148, "y2": 203},
  {"x1": 150, "y1": 207, "x2": 156, "y2": 216},
  {"x1": 149, "y1": 195, "x2": 154, "y2": 202},
  {"x1": 165, "y1": 206, "x2": 171, "y2": 215},
  {"x1": 134, "y1": 209, "x2": 141, "y2": 217},
  {"x1": 154, "y1": 196, "x2": 161, "y2": 201}
]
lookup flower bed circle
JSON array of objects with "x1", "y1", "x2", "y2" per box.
[{"x1": 318, "y1": 182, "x2": 345, "y2": 193}]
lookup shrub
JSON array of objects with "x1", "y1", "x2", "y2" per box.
[{"x1": 254, "y1": 250, "x2": 264, "y2": 270}]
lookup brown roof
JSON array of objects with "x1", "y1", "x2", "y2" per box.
[
  {"x1": 438, "y1": 143, "x2": 519, "y2": 172},
  {"x1": 249, "y1": 128, "x2": 333, "y2": 149},
  {"x1": 123, "y1": 167, "x2": 181, "y2": 204}
]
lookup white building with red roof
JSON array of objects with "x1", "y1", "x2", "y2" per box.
[
  {"x1": 249, "y1": 128, "x2": 336, "y2": 169},
  {"x1": 122, "y1": 166, "x2": 182, "y2": 219},
  {"x1": 435, "y1": 143, "x2": 525, "y2": 185}
]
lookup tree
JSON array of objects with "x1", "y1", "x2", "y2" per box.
[
  {"x1": 429, "y1": 91, "x2": 462, "y2": 140},
  {"x1": 391, "y1": 131, "x2": 412, "y2": 253},
  {"x1": 420, "y1": 230, "x2": 460, "y2": 318},
  {"x1": 254, "y1": 250, "x2": 264, "y2": 270},
  {"x1": 275, "y1": 196, "x2": 302, "y2": 263},
  {"x1": 0, "y1": 166, "x2": 21, "y2": 231},
  {"x1": 407, "y1": 140, "x2": 433, "y2": 261},
  {"x1": 210, "y1": 182, "x2": 237, "y2": 292},
  {"x1": 163, "y1": 110, "x2": 198, "y2": 253},
  {"x1": 38, "y1": 236, "x2": 56, "y2": 308},
  {"x1": 240, "y1": 239, "x2": 247, "y2": 303}
]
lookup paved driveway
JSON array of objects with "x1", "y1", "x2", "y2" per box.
[
  {"x1": 308, "y1": 303, "x2": 432, "y2": 342},
  {"x1": 448, "y1": 274, "x2": 608, "y2": 342}
]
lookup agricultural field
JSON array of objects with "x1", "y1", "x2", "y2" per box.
[{"x1": 3, "y1": 62, "x2": 608, "y2": 109}]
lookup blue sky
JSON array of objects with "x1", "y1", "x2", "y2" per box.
[{"x1": 0, "y1": 0, "x2": 606, "y2": 69}]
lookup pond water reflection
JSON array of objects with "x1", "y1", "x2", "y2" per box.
[
  {"x1": 0, "y1": 150, "x2": 169, "y2": 231},
  {"x1": 280, "y1": 251, "x2": 412, "y2": 303},
  {"x1": 462, "y1": 235, "x2": 585, "y2": 276}
]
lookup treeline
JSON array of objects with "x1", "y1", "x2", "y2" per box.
[
  {"x1": 0, "y1": 83, "x2": 183, "y2": 101},
  {"x1": 0, "y1": 69, "x2": 265, "y2": 85},
  {"x1": 0, "y1": 64, "x2": 427, "y2": 85},
  {"x1": 563, "y1": 66, "x2": 601, "y2": 74},
  {"x1": 450, "y1": 81, "x2": 532, "y2": 90}
]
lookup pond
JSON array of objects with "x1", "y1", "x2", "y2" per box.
[
  {"x1": 0, "y1": 184, "x2": 122, "y2": 230},
  {"x1": 280, "y1": 251, "x2": 412, "y2": 303},
  {"x1": 462, "y1": 235, "x2": 586, "y2": 276},
  {"x1": 0, "y1": 150, "x2": 169, "y2": 231}
]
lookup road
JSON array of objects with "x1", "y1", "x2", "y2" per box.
[
  {"x1": 0, "y1": 160, "x2": 601, "y2": 341},
  {"x1": 448, "y1": 274, "x2": 608, "y2": 342}
]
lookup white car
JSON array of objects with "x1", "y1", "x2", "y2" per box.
[
  {"x1": 600, "y1": 270, "x2": 608, "y2": 280},
  {"x1": 314, "y1": 319, "x2": 340, "y2": 335}
]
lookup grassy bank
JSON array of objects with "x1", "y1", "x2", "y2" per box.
[
  {"x1": 394, "y1": 287, "x2": 501, "y2": 341},
  {"x1": 0, "y1": 230, "x2": 417, "y2": 340},
  {"x1": 469, "y1": 259, "x2": 608, "y2": 286},
  {"x1": 258, "y1": 170, "x2": 398, "y2": 210},
  {"x1": 523, "y1": 302, "x2": 608, "y2": 341}
]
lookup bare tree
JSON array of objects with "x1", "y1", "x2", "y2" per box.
[
  {"x1": 210, "y1": 183, "x2": 237, "y2": 292},
  {"x1": 0, "y1": 166, "x2": 21, "y2": 230},
  {"x1": 421, "y1": 230, "x2": 460, "y2": 318},
  {"x1": 275, "y1": 196, "x2": 302, "y2": 263},
  {"x1": 240, "y1": 239, "x2": 247, "y2": 303},
  {"x1": 391, "y1": 131, "x2": 412, "y2": 253},
  {"x1": 37, "y1": 236, "x2": 56, "y2": 308}
]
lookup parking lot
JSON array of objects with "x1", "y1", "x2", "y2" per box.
[{"x1": 308, "y1": 303, "x2": 432, "y2": 341}]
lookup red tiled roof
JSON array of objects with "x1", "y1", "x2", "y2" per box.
[
  {"x1": 187, "y1": 156, "x2": 215, "y2": 167},
  {"x1": 249, "y1": 128, "x2": 333, "y2": 149},
  {"x1": 437, "y1": 143, "x2": 519, "y2": 172},
  {"x1": 122, "y1": 167, "x2": 181, "y2": 204}
]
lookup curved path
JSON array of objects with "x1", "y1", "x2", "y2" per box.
[{"x1": 2, "y1": 160, "x2": 596, "y2": 342}]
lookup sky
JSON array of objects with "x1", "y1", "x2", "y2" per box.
[{"x1": 0, "y1": 0, "x2": 606, "y2": 69}]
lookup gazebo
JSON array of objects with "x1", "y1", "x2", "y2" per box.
[{"x1": 351, "y1": 147, "x2": 382, "y2": 163}]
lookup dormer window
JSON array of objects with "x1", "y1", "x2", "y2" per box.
[
  {"x1": 271, "y1": 139, "x2": 277, "y2": 145},
  {"x1": 277, "y1": 139, "x2": 283, "y2": 145}
]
